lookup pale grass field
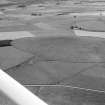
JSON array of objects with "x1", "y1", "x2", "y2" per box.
[{"x1": 0, "y1": 31, "x2": 35, "y2": 40}]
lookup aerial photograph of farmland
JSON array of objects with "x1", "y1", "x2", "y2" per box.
[{"x1": 1, "y1": 0, "x2": 105, "y2": 105}]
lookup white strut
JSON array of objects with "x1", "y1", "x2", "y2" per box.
[{"x1": 0, "y1": 69, "x2": 48, "y2": 105}]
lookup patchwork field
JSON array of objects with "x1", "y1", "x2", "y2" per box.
[{"x1": 1, "y1": 1, "x2": 105, "y2": 105}]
